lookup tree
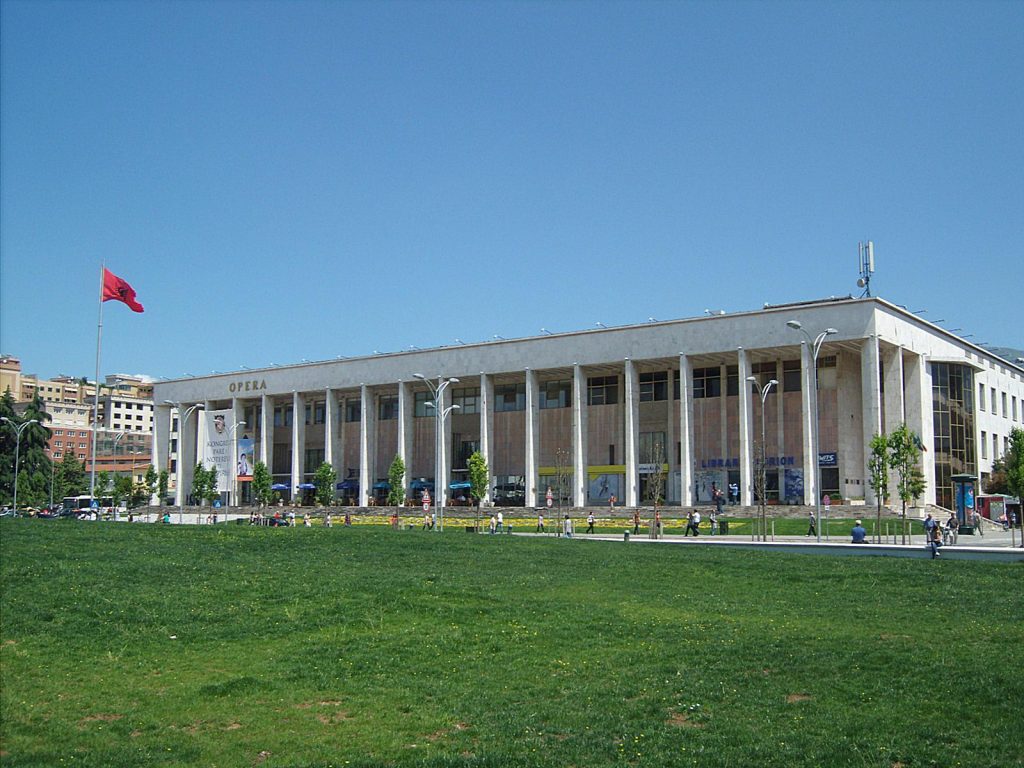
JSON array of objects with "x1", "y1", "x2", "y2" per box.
[
  {"x1": 58, "y1": 451, "x2": 86, "y2": 499},
  {"x1": 94, "y1": 471, "x2": 112, "y2": 500},
  {"x1": 313, "y1": 462, "x2": 337, "y2": 506},
  {"x1": 1004, "y1": 428, "x2": 1024, "y2": 542},
  {"x1": 386, "y1": 455, "x2": 406, "y2": 507},
  {"x1": 158, "y1": 469, "x2": 169, "y2": 505},
  {"x1": 144, "y1": 465, "x2": 158, "y2": 505},
  {"x1": 191, "y1": 463, "x2": 218, "y2": 506},
  {"x1": 467, "y1": 451, "x2": 489, "y2": 510},
  {"x1": 868, "y1": 433, "x2": 889, "y2": 544},
  {"x1": 252, "y1": 461, "x2": 272, "y2": 507},
  {"x1": 0, "y1": 395, "x2": 53, "y2": 507},
  {"x1": 888, "y1": 423, "x2": 923, "y2": 545},
  {"x1": 202, "y1": 465, "x2": 220, "y2": 506},
  {"x1": 113, "y1": 475, "x2": 133, "y2": 507},
  {"x1": 643, "y1": 440, "x2": 667, "y2": 517}
]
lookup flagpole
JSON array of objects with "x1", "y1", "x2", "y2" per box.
[{"x1": 90, "y1": 263, "x2": 105, "y2": 504}]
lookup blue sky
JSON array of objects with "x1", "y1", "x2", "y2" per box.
[{"x1": 2, "y1": 0, "x2": 1021, "y2": 381}]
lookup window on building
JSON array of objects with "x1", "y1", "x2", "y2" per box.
[
  {"x1": 981, "y1": 431, "x2": 988, "y2": 459},
  {"x1": 782, "y1": 360, "x2": 801, "y2": 392},
  {"x1": 1005, "y1": 436, "x2": 1010, "y2": 454},
  {"x1": 751, "y1": 362, "x2": 777, "y2": 390},
  {"x1": 378, "y1": 396, "x2": 398, "y2": 421},
  {"x1": 313, "y1": 400, "x2": 326, "y2": 424},
  {"x1": 540, "y1": 380, "x2": 571, "y2": 409},
  {"x1": 305, "y1": 448, "x2": 325, "y2": 469},
  {"x1": 453, "y1": 387, "x2": 481, "y2": 414},
  {"x1": 639, "y1": 371, "x2": 668, "y2": 402},
  {"x1": 587, "y1": 376, "x2": 618, "y2": 406},
  {"x1": 1014, "y1": 396, "x2": 1018, "y2": 422},
  {"x1": 993, "y1": 434, "x2": 998, "y2": 461},
  {"x1": 414, "y1": 391, "x2": 432, "y2": 417},
  {"x1": 639, "y1": 431, "x2": 666, "y2": 463},
  {"x1": 979, "y1": 383, "x2": 986, "y2": 411},
  {"x1": 55, "y1": 441, "x2": 63, "y2": 447},
  {"x1": 54, "y1": 451, "x2": 62, "y2": 458},
  {"x1": 171, "y1": 438, "x2": 177, "y2": 453},
  {"x1": 1002, "y1": 392, "x2": 1008, "y2": 418},
  {"x1": 693, "y1": 367, "x2": 721, "y2": 399},
  {"x1": 991, "y1": 387, "x2": 997, "y2": 414},
  {"x1": 496, "y1": 383, "x2": 527, "y2": 412},
  {"x1": 274, "y1": 406, "x2": 293, "y2": 427},
  {"x1": 726, "y1": 365, "x2": 739, "y2": 396},
  {"x1": 673, "y1": 370, "x2": 680, "y2": 400},
  {"x1": 345, "y1": 399, "x2": 361, "y2": 423}
]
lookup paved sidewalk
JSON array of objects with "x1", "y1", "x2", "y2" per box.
[{"x1": 514, "y1": 529, "x2": 1024, "y2": 562}]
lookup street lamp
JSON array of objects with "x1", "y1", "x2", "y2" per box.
[
  {"x1": 163, "y1": 401, "x2": 205, "y2": 524},
  {"x1": 746, "y1": 377, "x2": 777, "y2": 541},
  {"x1": 1, "y1": 417, "x2": 40, "y2": 514},
  {"x1": 413, "y1": 373, "x2": 460, "y2": 532},
  {"x1": 786, "y1": 321, "x2": 838, "y2": 542}
]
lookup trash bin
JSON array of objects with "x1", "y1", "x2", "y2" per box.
[
  {"x1": 719, "y1": 520, "x2": 729, "y2": 535},
  {"x1": 624, "y1": 530, "x2": 630, "y2": 542}
]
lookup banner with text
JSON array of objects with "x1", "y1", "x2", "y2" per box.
[{"x1": 201, "y1": 410, "x2": 233, "y2": 493}]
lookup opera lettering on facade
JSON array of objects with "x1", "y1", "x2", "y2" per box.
[{"x1": 228, "y1": 379, "x2": 267, "y2": 394}]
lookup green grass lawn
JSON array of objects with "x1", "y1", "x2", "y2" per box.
[{"x1": 1, "y1": 519, "x2": 1021, "y2": 767}]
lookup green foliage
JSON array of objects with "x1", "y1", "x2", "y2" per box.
[
  {"x1": 113, "y1": 475, "x2": 133, "y2": 506},
  {"x1": 467, "y1": 450, "x2": 489, "y2": 507},
  {"x1": 1, "y1": 522, "x2": 1021, "y2": 767},
  {"x1": 313, "y1": 461, "x2": 337, "y2": 506},
  {"x1": 1005, "y1": 426, "x2": 1024, "y2": 502},
  {"x1": 144, "y1": 464, "x2": 158, "y2": 503},
  {"x1": 888, "y1": 423, "x2": 923, "y2": 517},
  {"x1": 58, "y1": 451, "x2": 86, "y2": 499},
  {"x1": 0, "y1": 395, "x2": 53, "y2": 507},
  {"x1": 190, "y1": 464, "x2": 219, "y2": 506},
  {"x1": 157, "y1": 469, "x2": 169, "y2": 504},
  {"x1": 94, "y1": 470, "x2": 112, "y2": 499},
  {"x1": 251, "y1": 461, "x2": 272, "y2": 507},
  {"x1": 387, "y1": 454, "x2": 406, "y2": 506},
  {"x1": 867, "y1": 433, "x2": 889, "y2": 501}
]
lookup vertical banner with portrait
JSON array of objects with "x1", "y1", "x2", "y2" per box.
[
  {"x1": 236, "y1": 436, "x2": 254, "y2": 482},
  {"x1": 201, "y1": 409, "x2": 233, "y2": 493}
]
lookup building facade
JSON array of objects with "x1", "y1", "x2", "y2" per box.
[{"x1": 152, "y1": 297, "x2": 1024, "y2": 511}]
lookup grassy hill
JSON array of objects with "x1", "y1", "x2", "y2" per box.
[{"x1": 1, "y1": 520, "x2": 1021, "y2": 767}]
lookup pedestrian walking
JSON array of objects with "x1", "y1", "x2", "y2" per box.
[
  {"x1": 489, "y1": 514, "x2": 497, "y2": 534},
  {"x1": 945, "y1": 512, "x2": 959, "y2": 545},
  {"x1": 537, "y1": 511, "x2": 545, "y2": 532},
  {"x1": 633, "y1": 509, "x2": 641, "y2": 534},
  {"x1": 709, "y1": 509, "x2": 718, "y2": 535},
  {"x1": 563, "y1": 514, "x2": 574, "y2": 538},
  {"x1": 496, "y1": 511, "x2": 504, "y2": 533},
  {"x1": 971, "y1": 509, "x2": 983, "y2": 536},
  {"x1": 586, "y1": 512, "x2": 595, "y2": 534},
  {"x1": 807, "y1": 510, "x2": 816, "y2": 536}
]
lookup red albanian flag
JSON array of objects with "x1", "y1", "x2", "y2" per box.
[{"x1": 102, "y1": 268, "x2": 144, "y2": 312}]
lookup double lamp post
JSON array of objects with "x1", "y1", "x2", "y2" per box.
[{"x1": 413, "y1": 373, "x2": 460, "y2": 532}]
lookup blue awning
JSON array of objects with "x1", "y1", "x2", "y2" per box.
[
  {"x1": 373, "y1": 481, "x2": 391, "y2": 490},
  {"x1": 336, "y1": 480, "x2": 358, "y2": 490},
  {"x1": 449, "y1": 481, "x2": 472, "y2": 490},
  {"x1": 297, "y1": 483, "x2": 316, "y2": 490},
  {"x1": 410, "y1": 479, "x2": 434, "y2": 490},
  {"x1": 271, "y1": 483, "x2": 290, "y2": 491}
]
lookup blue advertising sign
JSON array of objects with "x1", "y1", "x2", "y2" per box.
[{"x1": 818, "y1": 452, "x2": 838, "y2": 467}]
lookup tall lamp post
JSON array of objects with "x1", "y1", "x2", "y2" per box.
[
  {"x1": 163, "y1": 401, "x2": 205, "y2": 524},
  {"x1": 786, "y1": 321, "x2": 838, "y2": 542},
  {"x1": 1, "y1": 417, "x2": 40, "y2": 513},
  {"x1": 413, "y1": 373, "x2": 460, "y2": 532},
  {"x1": 746, "y1": 377, "x2": 777, "y2": 541}
]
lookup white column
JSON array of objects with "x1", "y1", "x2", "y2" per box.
[
  {"x1": 324, "y1": 388, "x2": 335, "y2": 467},
  {"x1": 861, "y1": 335, "x2": 883, "y2": 506},
  {"x1": 398, "y1": 381, "x2": 412, "y2": 500},
  {"x1": 358, "y1": 385, "x2": 371, "y2": 507},
  {"x1": 904, "y1": 352, "x2": 935, "y2": 505},
  {"x1": 738, "y1": 349, "x2": 754, "y2": 506},
  {"x1": 624, "y1": 359, "x2": 639, "y2": 507},
  {"x1": 800, "y1": 341, "x2": 816, "y2": 506},
  {"x1": 524, "y1": 369, "x2": 539, "y2": 508},
  {"x1": 231, "y1": 397, "x2": 244, "y2": 506},
  {"x1": 679, "y1": 354, "x2": 694, "y2": 506},
  {"x1": 178, "y1": 404, "x2": 199, "y2": 507},
  {"x1": 480, "y1": 374, "x2": 494, "y2": 505},
  {"x1": 154, "y1": 404, "x2": 171, "y2": 504},
  {"x1": 572, "y1": 364, "x2": 588, "y2": 508},
  {"x1": 291, "y1": 391, "x2": 305, "y2": 495},
  {"x1": 260, "y1": 394, "x2": 273, "y2": 478}
]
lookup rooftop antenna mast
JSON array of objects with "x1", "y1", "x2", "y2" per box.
[{"x1": 857, "y1": 240, "x2": 875, "y2": 297}]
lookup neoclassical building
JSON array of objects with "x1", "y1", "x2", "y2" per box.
[{"x1": 153, "y1": 296, "x2": 1023, "y2": 511}]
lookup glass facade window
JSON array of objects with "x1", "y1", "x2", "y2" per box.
[
  {"x1": 453, "y1": 387, "x2": 481, "y2": 414},
  {"x1": 693, "y1": 368, "x2": 721, "y2": 399},
  {"x1": 782, "y1": 360, "x2": 801, "y2": 392},
  {"x1": 639, "y1": 431, "x2": 666, "y2": 463},
  {"x1": 673, "y1": 370, "x2": 680, "y2": 400},
  {"x1": 345, "y1": 399, "x2": 361, "y2": 423},
  {"x1": 413, "y1": 391, "x2": 432, "y2": 417},
  {"x1": 931, "y1": 362, "x2": 976, "y2": 510},
  {"x1": 587, "y1": 376, "x2": 618, "y2": 406},
  {"x1": 639, "y1": 371, "x2": 668, "y2": 402},
  {"x1": 540, "y1": 380, "x2": 571, "y2": 409},
  {"x1": 726, "y1": 365, "x2": 739, "y2": 396},
  {"x1": 378, "y1": 396, "x2": 398, "y2": 421},
  {"x1": 305, "y1": 448, "x2": 325, "y2": 469},
  {"x1": 751, "y1": 362, "x2": 777, "y2": 390},
  {"x1": 495, "y1": 383, "x2": 527, "y2": 412},
  {"x1": 313, "y1": 401, "x2": 326, "y2": 425},
  {"x1": 273, "y1": 406, "x2": 293, "y2": 427}
]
